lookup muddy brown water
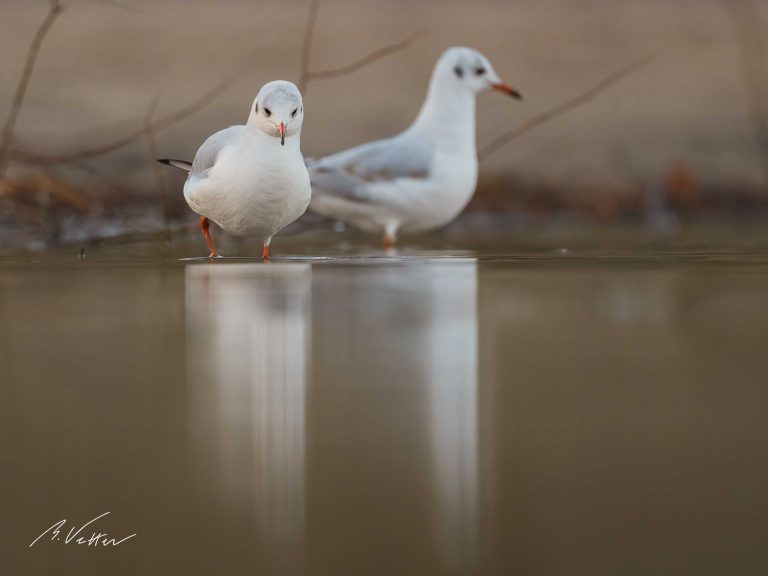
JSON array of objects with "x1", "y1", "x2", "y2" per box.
[{"x1": 2, "y1": 244, "x2": 768, "y2": 575}]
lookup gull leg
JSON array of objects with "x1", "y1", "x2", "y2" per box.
[
  {"x1": 199, "y1": 216, "x2": 219, "y2": 258},
  {"x1": 383, "y1": 222, "x2": 399, "y2": 250},
  {"x1": 262, "y1": 237, "x2": 271, "y2": 260}
]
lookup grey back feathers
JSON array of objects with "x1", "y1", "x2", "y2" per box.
[
  {"x1": 158, "y1": 125, "x2": 245, "y2": 179},
  {"x1": 308, "y1": 137, "x2": 434, "y2": 203},
  {"x1": 189, "y1": 126, "x2": 245, "y2": 179}
]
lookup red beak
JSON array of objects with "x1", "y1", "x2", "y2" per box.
[
  {"x1": 279, "y1": 122, "x2": 286, "y2": 146},
  {"x1": 492, "y1": 82, "x2": 523, "y2": 100}
]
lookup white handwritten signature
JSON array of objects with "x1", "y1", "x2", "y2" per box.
[{"x1": 29, "y1": 511, "x2": 136, "y2": 548}]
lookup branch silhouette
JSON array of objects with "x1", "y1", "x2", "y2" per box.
[
  {"x1": 297, "y1": 0, "x2": 320, "y2": 93},
  {"x1": 297, "y1": 0, "x2": 422, "y2": 94},
  {"x1": 306, "y1": 30, "x2": 425, "y2": 82},
  {"x1": 10, "y1": 66, "x2": 244, "y2": 166},
  {"x1": 479, "y1": 52, "x2": 659, "y2": 162},
  {"x1": 9, "y1": 0, "x2": 420, "y2": 170},
  {"x1": 0, "y1": 0, "x2": 64, "y2": 178}
]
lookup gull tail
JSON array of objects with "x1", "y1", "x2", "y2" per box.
[{"x1": 157, "y1": 158, "x2": 192, "y2": 173}]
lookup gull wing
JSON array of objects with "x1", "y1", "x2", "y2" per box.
[
  {"x1": 308, "y1": 136, "x2": 433, "y2": 203},
  {"x1": 188, "y1": 125, "x2": 246, "y2": 180}
]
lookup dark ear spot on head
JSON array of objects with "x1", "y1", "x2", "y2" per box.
[
  {"x1": 254, "y1": 102, "x2": 258, "y2": 113},
  {"x1": 453, "y1": 66, "x2": 464, "y2": 79}
]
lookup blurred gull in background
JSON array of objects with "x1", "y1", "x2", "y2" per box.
[
  {"x1": 159, "y1": 81, "x2": 311, "y2": 259},
  {"x1": 308, "y1": 47, "x2": 522, "y2": 248}
]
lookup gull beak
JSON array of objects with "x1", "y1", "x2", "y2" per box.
[
  {"x1": 278, "y1": 122, "x2": 286, "y2": 146},
  {"x1": 492, "y1": 82, "x2": 523, "y2": 100}
]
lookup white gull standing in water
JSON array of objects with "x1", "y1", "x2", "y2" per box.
[
  {"x1": 307, "y1": 47, "x2": 522, "y2": 248},
  {"x1": 159, "y1": 80, "x2": 311, "y2": 259}
]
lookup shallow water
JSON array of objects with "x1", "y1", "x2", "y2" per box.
[{"x1": 2, "y1": 247, "x2": 768, "y2": 575}]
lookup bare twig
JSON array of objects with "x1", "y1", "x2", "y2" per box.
[
  {"x1": 479, "y1": 52, "x2": 660, "y2": 162},
  {"x1": 9, "y1": 70, "x2": 242, "y2": 166},
  {"x1": 0, "y1": 0, "x2": 64, "y2": 178},
  {"x1": 297, "y1": 0, "x2": 320, "y2": 93},
  {"x1": 297, "y1": 0, "x2": 422, "y2": 93},
  {"x1": 306, "y1": 30, "x2": 425, "y2": 82},
  {"x1": 8, "y1": 1, "x2": 417, "y2": 169},
  {"x1": 8, "y1": 31, "x2": 276, "y2": 168}
]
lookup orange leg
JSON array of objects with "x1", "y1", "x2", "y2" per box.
[
  {"x1": 199, "y1": 216, "x2": 218, "y2": 258},
  {"x1": 262, "y1": 243, "x2": 270, "y2": 260},
  {"x1": 383, "y1": 223, "x2": 398, "y2": 250}
]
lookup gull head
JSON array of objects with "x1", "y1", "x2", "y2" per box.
[
  {"x1": 249, "y1": 81, "x2": 304, "y2": 145},
  {"x1": 435, "y1": 47, "x2": 522, "y2": 99}
]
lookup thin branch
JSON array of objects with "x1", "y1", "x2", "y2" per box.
[
  {"x1": 0, "y1": 0, "x2": 64, "y2": 178},
  {"x1": 9, "y1": 69, "x2": 242, "y2": 166},
  {"x1": 479, "y1": 51, "x2": 660, "y2": 162},
  {"x1": 297, "y1": 0, "x2": 422, "y2": 93},
  {"x1": 306, "y1": 30, "x2": 425, "y2": 82},
  {"x1": 6, "y1": 30, "x2": 275, "y2": 168},
  {"x1": 297, "y1": 0, "x2": 320, "y2": 93},
  {"x1": 150, "y1": 73, "x2": 242, "y2": 133},
  {"x1": 8, "y1": 1, "x2": 416, "y2": 169}
]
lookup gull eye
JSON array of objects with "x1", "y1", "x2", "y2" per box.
[
  {"x1": 254, "y1": 103, "x2": 258, "y2": 113},
  {"x1": 264, "y1": 107, "x2": 272, "y2": 117},
  {"x1": 475, "y1": 67, "x2": 486, "y2": 76},
  {"x1": 453, "y1": 66, "x2": 464, "y2": 79},
  {"x1": 291, "y1": 108, "x2": 298, "y2": 118}
]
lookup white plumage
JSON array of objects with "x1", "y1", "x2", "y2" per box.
[
  {"x1": 307, "y1": 47, "x2": 521, "y2": 247},
  {"x1": 160, "y1": 80, "x2": 311, "y2": 258}
]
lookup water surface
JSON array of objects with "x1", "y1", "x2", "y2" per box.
[{"x1": 2, "y1": 249, "x2": 768, "y2": 575}]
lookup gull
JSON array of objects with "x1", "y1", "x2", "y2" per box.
[
  {"x1": 159, "y1": 81, "x2": 311, "y2": 259},
  {"x1": 307, "y1": 47, "x2": 521, "y2": 248}
]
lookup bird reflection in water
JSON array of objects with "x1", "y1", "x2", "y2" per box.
[
  {"x1": 424, "y1": 263, "x2": 478, "y2": 574},
  {"x1": 185, "y1": 259, "x2": 480, "y2": 575},
  {"x1": 186, "y1": 263, "x2": 310, "y2": 574},
  {"x1": 310, "y1": 260, "x2": 479, "y2": 575}
]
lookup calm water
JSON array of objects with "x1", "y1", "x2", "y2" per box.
[{"x1": 2, "y1": 248, "x2": 768, "y2": 575}]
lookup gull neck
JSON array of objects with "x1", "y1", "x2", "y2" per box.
[{"x1": 409, "y1": 71, "x2": 477, "y2": 153}]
